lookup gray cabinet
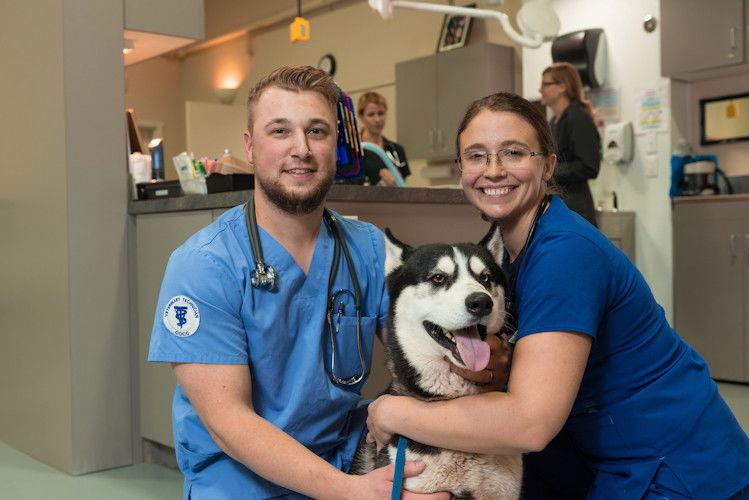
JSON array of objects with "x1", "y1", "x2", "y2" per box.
[
  {"x1": 661, "y1": 0, "x2": 747, "y2": 77},
  {"x1": 125, "y1": 0, "x2": 204, "y2": 40},
  {"x1": 597, "y1": 211, "x2": 636, "y2": 262},
  {"x1": 395, "y1": 42, "x2": 515, "y2": 161},
  {"x1": 136, "y1": 210, "x2": 214, "y2": 447},
  {"x1": 672, "y1": 199, "x2": 749, "y2": 382}
]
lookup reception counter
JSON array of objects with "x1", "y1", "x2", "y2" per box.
[{"x1": 128, "y1": 185, "x2": 486, "y2": 246}]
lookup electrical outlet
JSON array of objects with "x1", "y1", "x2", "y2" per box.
[
  {"x1": 645, "y1": 154, "x2": 658, "y2": 178},
  {"x1": 643, "y1": 133, "x2": 657, "y2": 154}
]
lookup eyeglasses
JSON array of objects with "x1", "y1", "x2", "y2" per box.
[
  {"x1": 540, "y1": 80, "x2": 560, "y2": 87},
  {"x1": 456, "y1": 147, "x2": 546, "y2": 172}
]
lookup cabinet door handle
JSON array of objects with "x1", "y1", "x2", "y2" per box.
[
  {"x1": 428, "y1": 130, "x2": 435, "y2": 150},
  {"x1": 728, "y1": 27, "x2": 736, "y2": 59},
  {"x1": 436, "y1": 129, "x2": 444, "y2": 149},
  {"x1": 730, "y1": 233, "x2": 737, "y2": 256},
  {"x1": 745, "y1": 233, "x2": 749, "y2": 256}
]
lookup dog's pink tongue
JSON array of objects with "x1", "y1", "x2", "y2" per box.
[{"x1": 455, "y1": 328, "x2": 490, "y2": 372}]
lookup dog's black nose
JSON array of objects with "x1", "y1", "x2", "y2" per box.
[{"x1": 466, "y1": 292, "x2": 493, "y2": 317}]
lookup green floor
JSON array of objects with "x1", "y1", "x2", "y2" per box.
[
  {"x1": 1, "y1": 383, "x2": 746, "y2": 499},
  {"x1": 0, "y1": 441, "x2": 183, "y2": 500}
]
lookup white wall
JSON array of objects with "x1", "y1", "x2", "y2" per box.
[{"x1": 522, "y1": 0, "x2": 674, "y2": 319}]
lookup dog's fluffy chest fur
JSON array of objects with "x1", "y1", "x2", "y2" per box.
[
  {"x1": 349, "y1": 227, "x2": 522, "y2": 499},
  {"x1": 397, "y1": 448, "x2": 522, "y2": 499}
]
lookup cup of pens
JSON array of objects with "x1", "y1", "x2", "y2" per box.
[{"x1": 172, "y1": 152, "x2": 208, "y2": 195}]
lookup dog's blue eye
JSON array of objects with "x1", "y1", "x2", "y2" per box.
[{"x1": 430, "y1": 273, "x2": 446, "y2": 284}]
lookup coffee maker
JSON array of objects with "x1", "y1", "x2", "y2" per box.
[{"x1": 680, "y1": 159, "x2": 733, "y2": 196}]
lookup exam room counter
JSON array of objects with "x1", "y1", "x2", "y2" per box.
[{"x1": 130, "y1": 185, "x2": 490, "y2": 457}]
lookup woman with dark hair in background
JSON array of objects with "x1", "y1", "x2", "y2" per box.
[
  {"x1": 540, "y1": 62, "x2": 601, "y2": 226},
  {"x1": 357, "y1": 92, "x2": 410, "y2": 186}
]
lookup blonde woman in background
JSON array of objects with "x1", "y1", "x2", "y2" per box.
[
  {"x1": 357, "y1": 92, "x2": 411, "y2": 186},
  {"x1": 539, "y1": 62, "x2": 601, "y2": 226}
]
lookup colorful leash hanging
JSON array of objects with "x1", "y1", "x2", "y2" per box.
[
  {"x1": 391, "y1": 436, "x2": 408, "y2": 500},
  {"x1": 334, "y1": 87, "x2": 364, "y2": 183}
]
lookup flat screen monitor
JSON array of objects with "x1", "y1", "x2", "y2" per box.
[
  {"x1": 126, "y1": 108, "x2": 145, "y2": 154},
  {"x1": 700, "y1": 92, "x2": 749, "y2": 145}
]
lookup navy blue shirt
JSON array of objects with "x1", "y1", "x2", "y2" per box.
[{"x1": 507, "y1": 195, "x2": 749, "y2": 499}]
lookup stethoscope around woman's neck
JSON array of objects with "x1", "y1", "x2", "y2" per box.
[
  {"x1": 504, "y1": 194, "x2": 551, "y2": 342},
  {"x1": 243, "y1": 192, "x2": 366, "y2": 385}
]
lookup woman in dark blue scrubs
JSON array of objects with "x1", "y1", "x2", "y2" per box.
[{"x1": 365, "y1": 91, "x2": 749, "y2": 500}]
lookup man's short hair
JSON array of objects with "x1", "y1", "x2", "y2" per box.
[{"x1": 246, "y1": 65, "x2": 339, "y2": 130}]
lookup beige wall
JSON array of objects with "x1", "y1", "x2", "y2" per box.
[
  {"x1": 126, "y1": 0, "x2": 522, "y2": 184},
  {"x1": 125, "y1": 56, "x2": 185, "y2": 172},
  {"x1": 0, "y1": 0, "x2": 73, "y2": 472},
  {"x1": 0, "y1": 0, "x2": 132, "y2": 475}
]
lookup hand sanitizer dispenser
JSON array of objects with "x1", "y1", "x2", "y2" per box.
[{"x1": 603, "y1": 122, "x2": 633, "y2": 164}]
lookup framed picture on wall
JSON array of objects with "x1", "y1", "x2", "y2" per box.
[{"x1": 436, "y1": 4, "x2": 475, "y2": 53}]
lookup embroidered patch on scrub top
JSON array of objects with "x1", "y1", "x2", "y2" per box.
[{"x1": 163, "y1": 295, "x2": 200, "y2": 337}]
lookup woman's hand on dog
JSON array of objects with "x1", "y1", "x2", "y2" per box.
[
  {"x1": 351, "y1": 462, "x2": 450, "y2": 499},
  {"x1": 366, "y1": 394, "x2": 398, "y2": 450},
  {"x1": 449, "y1": 333, "x2": 511, "y2": 392}
]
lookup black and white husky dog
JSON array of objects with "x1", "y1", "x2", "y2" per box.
[{"x1": 350, "y1": 225, "x2": 522, "y2": 500}]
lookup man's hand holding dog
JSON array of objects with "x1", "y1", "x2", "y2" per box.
[
  {"x1": 350, "y1": 462, "x2": 450, "y2": 499},
  {"x1": 449, "y1": 333, "x2": 511, "y2": 392}
]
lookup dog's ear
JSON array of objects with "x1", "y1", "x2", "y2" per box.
[
  {"x1": 384, "y1": 228, "x2": 411, "y2": 275},
  {"x1": 478, "y1": 223, "x2": 504, "y2": 267}
]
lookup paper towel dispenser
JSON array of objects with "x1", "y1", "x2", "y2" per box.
[{"x1": 551, "y1": 28, "x2": 607, "y2": 88}]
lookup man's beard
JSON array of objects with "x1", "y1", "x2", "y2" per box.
[{"x1": 256, "y1": 168, "x2": 335, "y2": 215}]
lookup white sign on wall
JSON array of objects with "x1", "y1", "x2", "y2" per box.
[{"x1": 635, "y1": 82, "x2": 670, "y2": 135}]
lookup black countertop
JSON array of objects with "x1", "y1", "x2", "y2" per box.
[
  {"x1": 672, "y1": 193, "x2": 749, "y2": 204},
  {"x1": 129, "y1": 185, "x2": 470, "y2": 215}
]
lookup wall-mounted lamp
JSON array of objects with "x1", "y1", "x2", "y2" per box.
[
  {"x1": 215, "y1": 87, "x2": 240, "y2": 105},
  {"x1": 123, "y1": 39, "x2": 135, "y2": 54}
]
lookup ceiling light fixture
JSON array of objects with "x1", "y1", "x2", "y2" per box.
[{"x1": 123, "y1": 39, "x2": 135, "y2": 54}]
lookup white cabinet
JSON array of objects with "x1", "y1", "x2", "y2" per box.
[
  {"x1": 672, "y1": 198, "x2": 749, "y2": 382},
  {"x1": 136, "y1": 210, "x2": 213, "y2": 447},
  {"x1": 661, "y1": 0, "x2": 747, "y2": 78},
  {"x1": 395, "y1": 42, "x2": 515, "y2": 161}
]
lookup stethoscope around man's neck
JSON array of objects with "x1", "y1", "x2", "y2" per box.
[{"x1": 243, "y1": 192, "x2": 366, "y2": 386}]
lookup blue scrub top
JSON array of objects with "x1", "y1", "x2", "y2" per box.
[
  {"x1": 148, "y1": 204, "x2": 389, "y2": 499},
  {"x1": 509, "y1": 196, "x2": 749, "y2": 500}
]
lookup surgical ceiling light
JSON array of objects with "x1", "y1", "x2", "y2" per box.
[{"x1": 367, "y1": 0, "x2": 560, "y2": 48}]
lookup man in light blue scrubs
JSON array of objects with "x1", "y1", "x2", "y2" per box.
[{"x1": 148, "y1": 66, "x2": 465, "y2": 499}]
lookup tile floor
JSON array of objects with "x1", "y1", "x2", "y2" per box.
[
  {"x1": 1, "y1": 382, "x2": 747, "y2": 499},
  {"x1": 0, "y1": 443, "x2": 182, "y2": 500}
]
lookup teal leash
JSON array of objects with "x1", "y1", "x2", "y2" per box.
[{"x1": 391, "y1": 436, "x2": 408, "y2": 500}]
